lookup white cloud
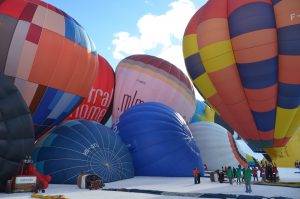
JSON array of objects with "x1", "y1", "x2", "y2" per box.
[{"x1": 112, "y1": 0, "x2": 208, "y2": 100}]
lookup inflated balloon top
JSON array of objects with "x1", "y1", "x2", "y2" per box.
[
  {"x1": 67, "y1": 55, "x2": 115, "y2": 124},
  {"x1": 113, "y1": 54, "x2": 196, "y2": 123},
  {"x1": 183, "y1": 0, "x2": 300, "y2": 152},
  {"x1": 115, "y1": 102, "x2": 204, "y2": 177},
  {"x1": 0, "y1": 0, "x2": 98, "y2": 139}
]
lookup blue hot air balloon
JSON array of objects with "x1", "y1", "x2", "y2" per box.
[
  {"x1": 115, "y1": 102, "x2": 204, "y2": 177},
  {"x1": 32, "y1": 120, "x2": 134, "y2": 184}
]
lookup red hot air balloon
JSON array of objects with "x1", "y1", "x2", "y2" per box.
[{"x1": 67, "y1": 55, "x2": 115, "y2": 124}]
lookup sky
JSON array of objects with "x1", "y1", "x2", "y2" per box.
[{"x1": 45, "y1": 0, "x2": 208, "y2": 100}]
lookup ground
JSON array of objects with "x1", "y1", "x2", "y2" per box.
[{"x1": 1, "y1": 168, "x2": 299, "y2": 199}]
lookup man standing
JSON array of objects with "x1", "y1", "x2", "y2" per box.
[
  {"x1": 236, "y1": 165, "x2": 242, "y2": 185},
  {"x1": 193, "y1": 168, "x2": 198, "y2": 184},
  {"x1": 226, "y1": 166, "x2": 233, "y2": 185},
  {"x1": 244, "y1": 165, "x2": 252, "y2": 193}
]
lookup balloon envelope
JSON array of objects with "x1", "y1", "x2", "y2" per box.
[
  {"x1": 67, "y1": 55, "x2": 115, "y2": 124},
  {"x1": 183, "y1": 0, "x2": 300, "y2": 152},
  {"x1": 0, "y1": 0, "x2": 98, "y2": 139},
  {"x1": 113, "y1": 54, "x2": 196, "y2": 123},
  {"x1": 189, "y1": 122, "x2": 247, "y2": 171},
  {"x1": 115, "y1": 102, "x2": 204, "y2": 177},
  {"x1": 32, "y1": 120, "x2": 134, "y2": 184},
  {"x1": 0, "y1": 75, "x2": 34, "y2": 190},
  {"x1": 190, "y1": 100, "x2": 234, "y2": 134}
]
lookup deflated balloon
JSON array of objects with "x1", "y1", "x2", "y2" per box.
[
  {"x1": 0, "y1": 0, "x2": 98, "y2": 139},
  {"x1": 183, "y1": 0, "x2": 300, "y2": 152},
  {"x1": 115, "y1": 102, "x2": 204, "y2": 177},
  {"x1": 189, "y1": 122, "x2": 247, "y2": 171},
  {"x1": 0, "y1": 75, "x2": 34, "y2": 190},
  {"x1": 113, "y1": 55, "x2": 196, "y2": 123},
  {"x1": 67, "y1": 55, "x2": 115, "y2": 124},
  {"x1": 32, "y1": 120, "x2": 134, "y2": 184}
]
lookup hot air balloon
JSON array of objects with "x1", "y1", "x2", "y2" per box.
[
  {"x1": 32, "y1": 120, "x2": 134, "y2": 184},
  {"x1": 67, "y1": 55, "x2": 115, "y2": 124},
  {"x1": 0, "y1": 74, "x2": 34, "y2": 191},
  {"x1": 183, "y1": 0, "x2": 300, "y2": 152},
  {"x1": 115, "y1": 102, "x2": 204, "y2": 177},
  {"x1": 0, "y1": 0, "x2": 98, "y2": 139},
  {"x1": 189, "y1": 122, "x2": 247, "y2": 171},
  {"x1": 190, "y1": 100, "x2": 234, "y2": 133},
  {"x1": 112, "y1": 54, "x2": 196, "y2": 123},
  {"x1": 266, "y1": 131, "x2": 300, "y2": 167}
]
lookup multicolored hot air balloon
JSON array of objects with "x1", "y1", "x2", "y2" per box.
[
  {"x1": 0, "y1": 0, "x2": 98, "y2": 139},
  {"x1": 32, "y1": 120, "x2": 134, "y2": 184},
  {"x1": 67, "y1": 55, "x2": 115, "y2": 124},
  {"x1": 183, "y1": 0, "x2": 300, "y2": 152},
  {"x1": 0, "y1": 75, "x2": 34, "y2": 191},
  {"x1": 113, "y1": 55, "x2": 196, "y2": 123},
  {"x1": 190, "y1": 100, "x2": 234, "y2": 133},
  {"x1": 189, "y1": 122, "x2": 247, "y2": 171},
  {"x1": 266, "y1": 130, "x2": 300, "y2": 167},
  {"x1": 115, "y1": 102, "x2": 204, "y2": 177}
]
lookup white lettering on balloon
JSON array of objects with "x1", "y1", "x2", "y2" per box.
[
  {"x1": 290, "y1": 13, "x2": 300, "y2": 21},
  {"x1": 69, "y1": 88, "x2": 113, "y2": 122},
  {"x1": 83, "y1": 143, "x2": 99, "y2": 156}
]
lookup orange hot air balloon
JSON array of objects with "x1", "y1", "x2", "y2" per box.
[
  {"x1": 67, "y1": 55, "x2": 115, "y2": 124},
  {"x1": 183, "y1": 0, "x2": 300, "y2": 152},
  {"x1": 0, "y1": 0, "x2": 98, "y2": 139}
]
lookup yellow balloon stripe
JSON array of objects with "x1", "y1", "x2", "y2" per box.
[
  {"x1": 193, "y1": 73, "x2": 217, "y2": 98},
  {"x1": 285, "y1": 107, "x2": 300, "y2": 138},
  {"x1": 274, "y1": 107, "x2": 298, "y2": 139},
  {"x1": 183, "y1": 34, "x2": 198, "y2": 58},
  {"x1": 199, "y1": 40, "x2": 235, "y2": 73}
]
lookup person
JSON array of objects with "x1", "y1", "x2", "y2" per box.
[
  {"x1": 193, "y1": 168, "x2": 198, "y2": 184},
  {"x1": 242, "y1": 167, "x2": 245, "y2": 182},
  {"x1": 204, "y1": 164, "x2": 208, "y2": 171},
  {"x1": 244, "y1": 165, "x2": 252, "y2": 193},
  {"x1": 226, "y1": 166, "x2": 233, "y2": 185},
  {"x1": 218, "y1": 169, "x2": 225, "y2": 183},
  {"x1": 236, "y1": 165, "x2": 242, "y2": 185},
  {"x1": 197, "y1": 168, "x2": 201, "y2": 184},
  {"x1": 260, "y1": 166, "x2": 266, "y2": 182},
  {"x1": 252, "y1": 167, "x2": 258, "y2": 181},
  {"x1": 272, "y1": 163, "x2": 278, "y2": 182},
  {"x1": 233, "y1": 167, "x2": 236, "y2": 178}
]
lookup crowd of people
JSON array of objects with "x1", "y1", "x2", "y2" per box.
[{"x1": 194, "y1": 160, "x2": 280, "y2": 194}]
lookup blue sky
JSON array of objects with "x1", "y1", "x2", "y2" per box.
[{"x1": 45, "y1": 0, "x2": 207, "y2": 69}]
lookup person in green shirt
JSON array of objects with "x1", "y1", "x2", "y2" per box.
[
  {"x1": 244, "y1": 165, "x2": 252, "y2": 193},
  {"x1": 226, "y1": 166, "x2": 233, "y2": 185},
  {"x1": 236, "y1": 165, "x2": 242, "y2": 185}
]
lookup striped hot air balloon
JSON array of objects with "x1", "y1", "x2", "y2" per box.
[
  {"x1": 113, "y1": 55, "x2": 196, "y2": 124},
  {"x1": 183, "y1": 0, "x2": 300, "y2": 153},
  {"x1": 0, "y1": 0, "x2": 98, "y2": 139}
]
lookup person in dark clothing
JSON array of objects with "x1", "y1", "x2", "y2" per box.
[
  {"x1": 252, "y1": 167, "x2": 258, "y2": 181},
  {"x1": 193, "y1": 168, "x2": 198, "y2": 184},
  {"x1": 197, "y1": 168, "x2": 201, "y2": 184},
  {"x1": 233, "y1": 167, "x2": 237, "y2": 178}
]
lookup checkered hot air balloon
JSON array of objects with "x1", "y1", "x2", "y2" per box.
[{"x1": 0, "y1": 0, "x2": 98, "y2": 139}]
